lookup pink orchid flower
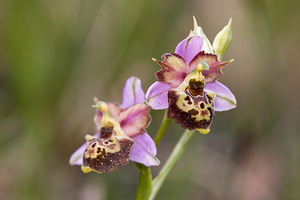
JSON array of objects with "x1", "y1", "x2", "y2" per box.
[{"x1": 69, "y1": 77, "x2": 159, "y2": 173}]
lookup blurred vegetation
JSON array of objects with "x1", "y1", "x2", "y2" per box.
[{"x1": 0, "y1": 0, "x2": 300, "y2": 199}]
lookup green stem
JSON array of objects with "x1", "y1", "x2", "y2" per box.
[
  {"x1": 150, "y1": 130, "x2": 196, "y2": 200},
  {"x1": 135, "y1": 110, "x2": 173, "y2": 200},
  {"x1": 154, "y1": 110, "x2": 173, "y2": 146},
  {"x1": 135, "y1": 163, "x2": 152, "y2": 200}
]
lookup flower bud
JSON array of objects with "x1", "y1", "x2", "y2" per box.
[
  {"x1": 212, "y1": 18, "x2": 232, "y2": 61},
  {"x1": 189, "y1": 16, "x2": 214, "y2": 54}
]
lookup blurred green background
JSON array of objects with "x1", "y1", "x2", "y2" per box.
[{"x1": 1, "y1": 0, "x2": 300, "y2": 199}]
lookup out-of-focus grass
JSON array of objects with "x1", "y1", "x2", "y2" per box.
[{"x1": 0, "y1": 0, "x2": 300, "y2": 199}]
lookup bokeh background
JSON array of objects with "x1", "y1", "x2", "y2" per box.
[{"x1": 1, "y1": 0, "x2": 300, "y2": 199}]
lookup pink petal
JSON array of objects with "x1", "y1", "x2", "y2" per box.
[
  {"x1": 145, "y1": 81, "x2": 172, "y2": 110},
  {"x1": 118, "y1": 104, "x2": 151, "y2": 138},
  {"x1": 108, "y1": 103, "x2": 122, "y2": 118},
  {"x1": 154, "y1": 53, "x2": 189, "y2": 88},
  {"x1": 175, "y1": 36, "x2": 203, "y2": 63},
  {"x1": 69, "y1": 133, "x2": 100, "y2": 166},
  {"x1": 205, "y1": 81, "x2": 237, "y2": 111},
  {"x1": 129, "y1": 133, "x2": 160, "y2": 166},
  {"x1": 122, "y1": 76, "x2": 145, "y2": 109}
]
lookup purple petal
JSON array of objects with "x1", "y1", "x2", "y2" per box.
[
  {"x1": 69, "y1": 143, "x2": 86, "y2": 166},
  {"x1": 175, "y1": 36, "x2": 203, "y2": 63},
  {"x1": 129, "y1": 133, "x2": 160, "y2": 166},
  {"x1": 185, "y1": 36, "x2": 204, "y2": 63},
  {"x1": 175, "y1": 36, "x2": 190, "y2": 59},
  {"x1": 145, "y1": 81, "x2": 172, "y2": 110},
  {"x1": 122, "y1": 76, "x2": 145, "y2": 109},
  {"x1": 69, "y1": 133, "x2": 100, "y2": 166},
  {"x1": 205, "y1": 81, "x2": 237, "y2": 111}
]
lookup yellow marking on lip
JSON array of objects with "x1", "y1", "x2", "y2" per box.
[
  {"x1": 197, "y1": 128, "x2": 210, "y2": 134},
  {"x1": 81, "y1": 165, "x2": 92, "y2": 173},
  {"x1": 175, "y1": 90, "x2": 211, "y2": 122},
  {"x1": 81, "y1": 165, "x2": 104, "y2": 174},
  {"x1": 85, "y1": 136, "x2": 122, "y2": 159}
]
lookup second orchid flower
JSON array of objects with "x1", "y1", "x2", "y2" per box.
[{"x1": 69, "y1": 77, "x2": 159, "y2": 173}]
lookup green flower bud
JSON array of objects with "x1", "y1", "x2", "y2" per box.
[{"x1": 212, "y1": 18, "x2": 232, "y2": 61}]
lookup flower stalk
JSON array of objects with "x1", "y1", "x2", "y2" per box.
[
  {"x1": 154, "y1": 110, "x2": 173, "y2": 146},
  {"x1": 150, "y1": 130, "x2": 196, "y2": 200},
  {"x1": 135, "y1": 163, "x2": 152, "y2": 200}
]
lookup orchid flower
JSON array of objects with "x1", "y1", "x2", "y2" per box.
[
  {"x1": 69, "y1": 77, "x2": 159, "y2": 174},
  {"x1": 146, "y1": 17, "x2": 236, "y2": 134}
]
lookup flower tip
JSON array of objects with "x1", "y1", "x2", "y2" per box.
[
  {"x1": 92, "y1": 101, "x2": 108, "y2": 112},
  {"x1": 197, "y1": 128, "x2": 210, "y2": 134},
  {"x1": 228, "y1": 17, "x2": 232, "y2": 27},
  {"x1": 197, "y1": 61, "x2": 209, "y2": 71},
  {"x1": 151, "y1": 157, "x2": 160, "y2": 166},
  {"x1": 85, "y1": 134, "x2": 95, "y2": 142},
  {"x1": 93, "y1": 97, "x2": 99, "y2": 104},
  {"x1": 152, "y1": 58, "x2": 158, "y2": 63},
  {"x1": 69, "y1": 155, "x2": 78, "y2": 166},
  {"x1": 81, "y1": 165, "x2": 92, "y2": 173},
  {"x1": 192, "y1": 16, "x2": 199, "y2": 32}
]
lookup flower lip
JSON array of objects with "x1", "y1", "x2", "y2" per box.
[
  {"x1": 82, "y1": 135, "x2": 134, "y2": 174},
  {"x1": 167, "y1": 87, "x2": 215, "y2": 134}
]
